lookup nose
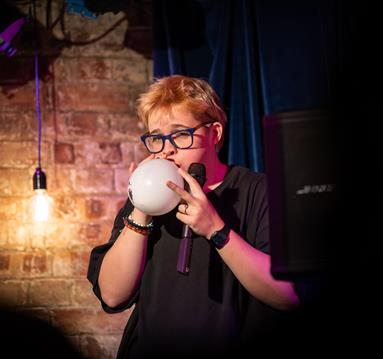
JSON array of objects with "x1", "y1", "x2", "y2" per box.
[{"x1": 158, "y1": 138, "x2": 177, "y2": 158}]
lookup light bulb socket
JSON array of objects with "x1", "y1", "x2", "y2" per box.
[{"x1": 33, "y1": 167, "x2": 47, "y2": 190}]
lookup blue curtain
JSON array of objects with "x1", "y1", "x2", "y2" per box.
[{"x1": 153, "y1": 0, "x2": 345, "y2": 172}]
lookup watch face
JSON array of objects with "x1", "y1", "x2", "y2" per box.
[{"x1": 211, "y1": 225, "x2": 230, "y2": 249}]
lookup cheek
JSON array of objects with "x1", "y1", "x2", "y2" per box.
[
  {"x1": 196, "y1": 129, "x2": 216, "y2": 149},
  {"x1": 176, "y1": 148, "x2": 207, "y2": 170},
  {"x1": 175, "y1": 152, "x2": 193, "y2": 171}
]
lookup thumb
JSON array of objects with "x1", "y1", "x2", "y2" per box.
[{"x1": 128, "y1": 161, "x2": 137, "y2": 177}]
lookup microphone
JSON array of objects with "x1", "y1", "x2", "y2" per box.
[{"x1": 177, "y1": 163, "x2": 206, "y2": 275}]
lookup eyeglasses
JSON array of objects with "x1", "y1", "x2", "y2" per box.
[{"x1": 141, "y1": 121, "x2": 215, "y2": 154}]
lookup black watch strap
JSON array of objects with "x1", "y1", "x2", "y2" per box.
[{"x1": 210, "y1": 224, "x2": 230, "y2": 249}]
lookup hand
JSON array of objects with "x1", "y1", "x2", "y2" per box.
[
  {"x1": 127, "y1": 154, "x2": 155, "y2": 178},
  {"x1": 128, "y1": 154, "x2": 156, "y2": 223},
  {"x1": 166, "y1": 167, "x2": 225, "y2": 239}
]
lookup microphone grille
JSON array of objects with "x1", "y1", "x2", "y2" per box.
[{"x1": 188, "y1": 163, "x2": 206, "y2": 187}]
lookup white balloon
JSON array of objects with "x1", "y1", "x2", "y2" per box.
[{"x1": 128, "y1": 159, "x2": 184, "y2": 216}]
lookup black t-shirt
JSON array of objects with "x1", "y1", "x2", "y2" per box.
[{"x1": 87, "y1": 166, "x2": 291, "y2": 358}]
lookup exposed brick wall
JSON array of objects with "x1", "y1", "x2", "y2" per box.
[{"x1": 0, "y1": 2, "x2": 152, "y2": 358}]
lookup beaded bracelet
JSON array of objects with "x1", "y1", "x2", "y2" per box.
[{"x1": 122, "y1": 213, "x2": 154, "y2": 236}]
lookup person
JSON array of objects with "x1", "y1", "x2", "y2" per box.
[{"x1": 87, "y1": 75, "x2": 300, "y2": 359}]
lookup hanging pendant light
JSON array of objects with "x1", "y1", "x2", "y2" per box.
[
  {"x1": 0, "y1": 2, "x2": 27, "y2": 57},
  {"x1": 31, "y1": 0, "x2": 52, "y2": 223},
  {"x1": 32, "y1": 167, "x2": 51, "y2": 222}
]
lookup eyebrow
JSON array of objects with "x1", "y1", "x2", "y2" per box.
[{"x1": 149, "y1": 123, "x2": 190, "y2": 134}]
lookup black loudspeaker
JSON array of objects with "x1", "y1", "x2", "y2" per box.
[{"x1": 263, "y1": 108, "x2": 341, "y2": 280}]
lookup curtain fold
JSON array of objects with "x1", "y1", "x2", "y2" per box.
[{"x1": 152, "y1": 0, "x2": 342, "y2": 172}]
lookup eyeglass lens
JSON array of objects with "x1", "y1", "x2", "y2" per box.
[{"x1": 145, "y1": 129, "x2": 193, "y2": 153}]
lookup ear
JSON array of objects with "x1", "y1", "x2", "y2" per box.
[{"x1": 211, "y1": 122, "x2": 224, "y2": 146}]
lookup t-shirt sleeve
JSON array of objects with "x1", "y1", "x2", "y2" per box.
[
  {"x1": 87, "y1": 198, "x2": 138, "y2": 313},
  {"x1": 245, "y1": 173, "x2": 270, "y2": 254}
]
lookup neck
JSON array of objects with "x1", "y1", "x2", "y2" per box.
[{"x1": 204, "y1": 155, "x2": 228, "y2": 192}]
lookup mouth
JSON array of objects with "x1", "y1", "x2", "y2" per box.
[{"x1": 163, "y1": 158, "x2": 180, "y2": 168}]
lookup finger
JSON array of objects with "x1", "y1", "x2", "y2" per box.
[
  {"x1": 177, "y1": 167, "x2": 205, "y2": 197},
  {"x1": 175, "y1": 211, "x2": 192, "y2": 224},
  {"x1": 128, "y1": 161, "x2": 137, "y2": 176},
  {"x1": 166, "y1": 180, "x2": 195, "y2": 204},
  {"x1": 138, "y1": 154, "x2": 156, "y2": 166},
  {"x1": 178, "y1": 203, "x2": 189, "y2": 215}
]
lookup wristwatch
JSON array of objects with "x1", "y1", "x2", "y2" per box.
[{"x1": 209, "y1": 224, "x2": 230, "y2": 249}]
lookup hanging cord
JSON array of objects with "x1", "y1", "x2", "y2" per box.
[
  {"x1": 35, "y1": 48, "x2": 42, "y2": 168},
  {"x1": 31, "y1": 0, "x2": 42, "y2": 168}
]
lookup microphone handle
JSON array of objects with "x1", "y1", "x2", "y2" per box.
[
  {"x1": 177, "y1": 186, "x2": 193, "y2": 275},
  {"x1": 176, "y1": 163, "x2": 206, "y2": 275},
  {"x1": 177, "y1": 228, "x2": 193, "y2": 274}
]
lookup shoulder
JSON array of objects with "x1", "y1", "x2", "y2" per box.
[
  {"x1": 226, "y1": 165, "x2": 267, "y2": 190},
  {"x1": 219, "y1": 166, "x2": 268, "y2": 208}
]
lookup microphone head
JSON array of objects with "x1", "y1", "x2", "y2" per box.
[{"x1": 188, "y1": 163, "x2": 206, "y2": 188}]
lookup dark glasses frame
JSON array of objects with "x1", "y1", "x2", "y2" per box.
[{"x1": 140, "y1": 120, "x2": 216, "y2": 154}]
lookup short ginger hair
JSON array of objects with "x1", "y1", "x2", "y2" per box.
[{"x1": 136, "y1": 75, "x2": 227, "y2": 151}]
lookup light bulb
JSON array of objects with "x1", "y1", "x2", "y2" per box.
[
  {"x1": 32, "y1": 167, "x2": 52, "y2": 222},
  {"x1": 32, "y1": 189, "x2": 51, "y2": 222}
]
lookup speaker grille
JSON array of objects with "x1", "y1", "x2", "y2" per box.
[{"x1": 263, "y1": 108, "x2": 340, "y2": 279}]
